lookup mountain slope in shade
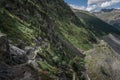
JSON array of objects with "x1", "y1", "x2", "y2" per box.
[
  {"x1": 94, "y1": 9, "x2": 120, "y2": 30},
  {"x1": 73, "y1": 9, "x2": 120, "y2": 37}
]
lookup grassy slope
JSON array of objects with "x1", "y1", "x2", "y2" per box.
[
  {"x1": 0, "y1": 0, "x2": 120, "y2": 79},
  {"x1": 74, "y1": 10, "x2": 120, "y2": 37},
  {"x1": 34, "y1": 0, "x2": 96, "y2": 50},
  {"x1": 1, "y1": 0, "x2": 119, "y2": 50},
  {"x1": 0, "y1": 0, "x2": 85, "y2": 79},
  {"x1": 0, "y1": 8, "x2": 36, "y2": 45},
  {"x1": 34, "y1": 0, "x2": 120, "y2": 50}
]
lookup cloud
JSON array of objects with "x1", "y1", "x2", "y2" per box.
[
  {"x1": 86, "y1": 5, "x2": 97, "y2": 11},
  {"x1": 88, "y1": 0, "x2": 106, "y2": 5},
  {"x1": 101, "y1": 0, "x2": 120, "y2": 8},
  {"x1": 69, "y1": 4, "x2": 86, "y2": 10},
  {"x1": 69, "y1": 0, "x2": 120, "y2": 11},
  {"x1": 87, "y1": 0, "x2": 120, "y2": 11}
]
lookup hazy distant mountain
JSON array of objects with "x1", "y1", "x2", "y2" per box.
[{"x1": 94, "y1": 8, "x2": 120, "y2": 30}]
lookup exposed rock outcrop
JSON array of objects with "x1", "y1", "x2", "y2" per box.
[
  {"x1": 0, "y1": 34, "x2": 27, "y2": 65},
  {"x1": 85, "y1": 40, "x2": 120, "y2": 80},
  {"x1": 0, "y1": 34, "x2": 41, "y2": 80}
]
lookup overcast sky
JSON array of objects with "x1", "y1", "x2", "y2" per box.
[{"x1": 64, "y1": 0, "x2": 120, "y2": 11}]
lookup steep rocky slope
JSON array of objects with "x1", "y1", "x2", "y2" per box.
[
  {"x1": 0, "y1": 0, "x2": 88, "y2": 80},
  {"x1": 0, "y1": 0, "x2": 93, "y2": 50},
  {"x1": 0, "y1": 0, "x2": 120, "y2": 80}
]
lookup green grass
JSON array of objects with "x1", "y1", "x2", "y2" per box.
[
  {"x1": 75, "y1": 11, "x2": 120, "y2": 36},
  {"x1": 38, "y1": 61, "x2": 58, "y2": 74},
  {"x1": 55, "y1": 20, "x2": 93, "y2": 50},
  {"x1": 0, "y1": 8, "x2": 37, "y2": 45}
]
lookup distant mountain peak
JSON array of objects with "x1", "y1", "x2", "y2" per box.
[
  {"x1": 101, "y1": 8, "x2": 120, "y2": 12},
  {"x1": 101, "y1": 8, "x2": 115, "y2": 12}
]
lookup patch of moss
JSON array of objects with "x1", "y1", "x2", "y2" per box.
[{"x1": 38, "y1": 61, "x2": 58, "y2": 74}]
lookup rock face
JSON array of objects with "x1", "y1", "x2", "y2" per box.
[
  {"x1": 0, "y1": 35, "x2": 22, "y2": 79},
  {"x1": 0, "y1": 34, "x2": 8, "y2": 61},
  {"x1": 0, "y1": 34, "x2": 27, "y2": 65},
  {"x1": 85, "y1": 40, "x2": 120, "y2": 80},
  {"x1": 9, "y1": 45, "x2": 28, "y2": 64},
  {"x1": 0, "y1": 34, "x2": 41, "y2": 80},
  {"x1": 0, "y1": 34, "x2": 85, "y2": 80}
]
